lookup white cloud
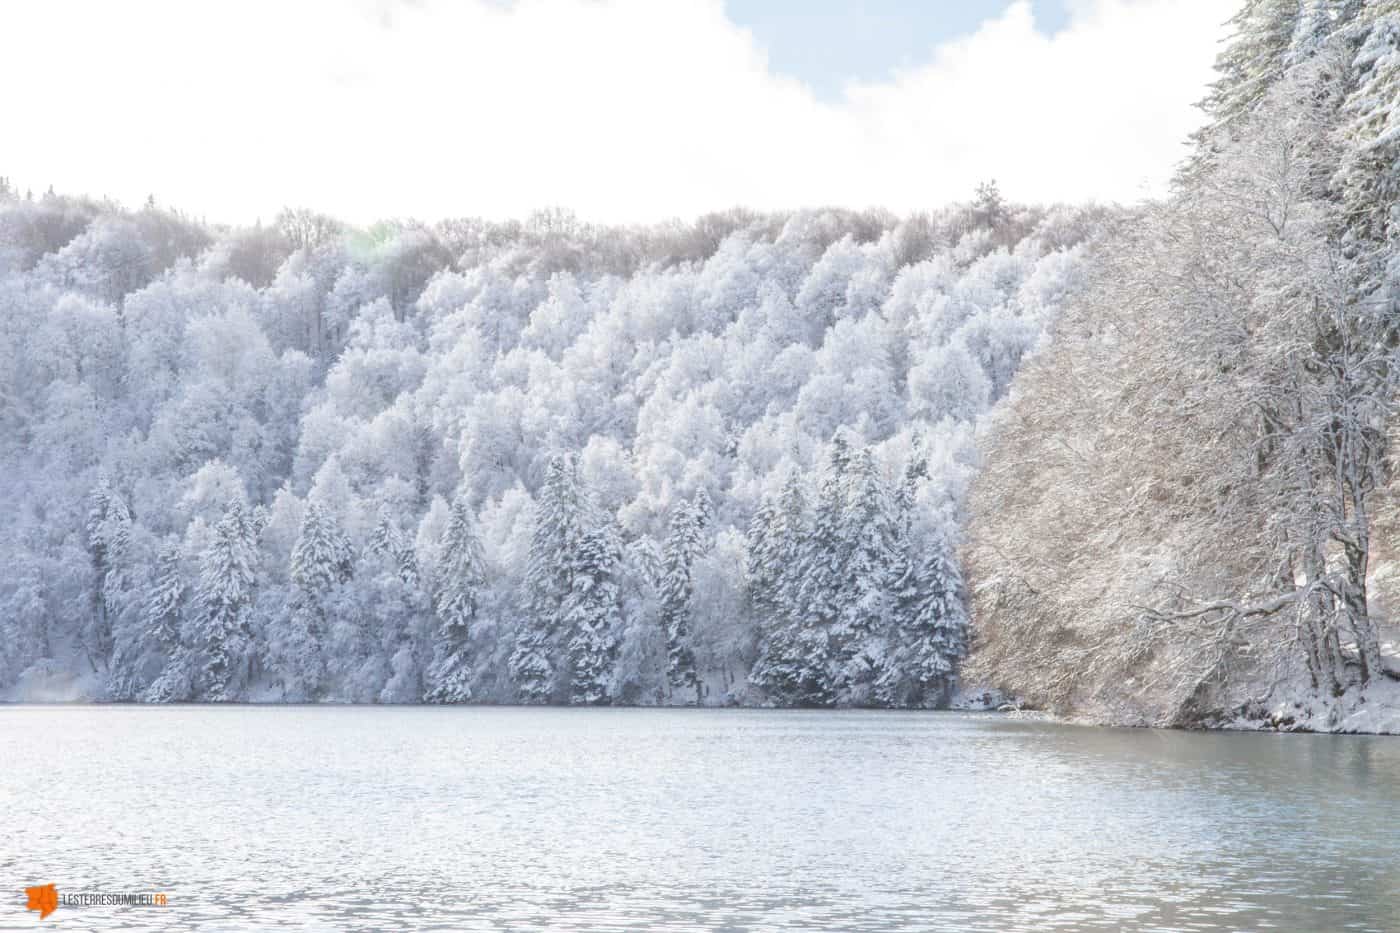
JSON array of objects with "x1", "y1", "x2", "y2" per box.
[{"x1": 2, "y1": 0, "x2": 1226, "y2": 225}]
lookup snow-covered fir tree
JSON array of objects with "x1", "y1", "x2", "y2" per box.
[
  {"x1": 362, "y1": 503, "x2": 428, "y2": 703},
  {"x1": 140, "y1": 541, "x2": 194, "y2": 703},
  {"x1": 284, "y1": 500, "x2": 353, "y2": 699},
  {"x1": 659, "y1": 490, "x2": 711, "y2": 703},
  {"x1": 143, "y1": 538, "x2": 185, "y2": 654},
  {"x1": 878, "y1": 533, "x2": 968, "y2": 707},
  {"x1": 424, "y1": 492, "x2": 484, "y2": 703},
  {"x1": 749, "y1": 468, "x2": 832, "y2": 706},
  {"x1": 83, "y1": 479, "x2": 125, "y2": 670},
  {"x1": 193, "y1": 501, "x2": 260, "y2": 701},
  {"x1": 565, "y1": 523, "x2": 624, "y2": 705},
  {"x1": 512, "y1": 454, "x2": 587, "y2": 702},
  {"x1": 833, "y1": 447, "x2": 901, "y2": 702}
]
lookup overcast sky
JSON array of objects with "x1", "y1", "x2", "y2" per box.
[{"x1": 4, "y1": 0, "x2": 1228, "y2": 226}]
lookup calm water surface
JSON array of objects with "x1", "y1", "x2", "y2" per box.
[{"x1": 1, "y1": 707, "x2": 1397, "y2": 931}]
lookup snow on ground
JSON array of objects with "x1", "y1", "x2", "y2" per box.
[{"x1": 1219, "y1": 635, "x2": 1400, "y2": 735}]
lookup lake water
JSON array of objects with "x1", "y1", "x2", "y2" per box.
[{"x1": 2, "y1": 707, "x2": 1397, "y2": 931}]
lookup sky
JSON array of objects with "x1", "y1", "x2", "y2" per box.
[
  {"x1": 727, "y1": 0, "x2": 1074, "y2": 99},
  {"x1": 2, "y1": 0, "x2": 1228, "y2": 227}
]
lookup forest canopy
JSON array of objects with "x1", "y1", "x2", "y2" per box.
[{"x1": 0, "y1": 178, "x2": 1103, "y2": 705}]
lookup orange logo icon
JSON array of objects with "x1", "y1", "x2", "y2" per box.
[{"x1": 25, "y1": 884, "x2": 58, "y2": 919}]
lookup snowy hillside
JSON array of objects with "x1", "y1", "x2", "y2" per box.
[{"x1": 0, "y1": 186, "x2": 1103, "y2": 704}]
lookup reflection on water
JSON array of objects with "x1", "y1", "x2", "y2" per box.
[{"x1": 2, "y1": 707, "x2": 1397, "y2": 931}]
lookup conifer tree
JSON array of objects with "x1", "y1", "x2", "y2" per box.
[
  {"x1": 368, "y1": 504, "x2": 422, "y2": 589},
  {"x1": 512, "y1": 454, "x2": 588, "y2": 701},
  {"x1": 512, "y1": 457, "x2": 569, "y2": 700},
  {"x1": 194, "y1": 501, "x2": 259, "y2": 701},
  {"x1": 565, "y1": 524, "x2": 623, "y2": 705},
  {"x1": 285, "y1": 501, "x2": 352, "y2": 699},
  {"x1": 424, "y1": 493, "x2": 484, "y2": 703},
  {"x1": 83, "y1": 478, "x2": 123, "y2": 668},
  {"x1": 362, "y1": 503, "x2": 427, "y2": 703},
  {"x1": 511, "y1": 453, "x2": 626, "y2": 703},
  {"x1": 143, "y1": 539, "x2": 185, "y2": 653},
  {"x1": 878, "y1": 448, "x2": 970, "y2": 706},
  {"x1": 744, "y1": 498, "x2": 778, "y2": 598},
  {"x1": 660, "y1": 492, "x2": 710, "y2": 703},
  {"x1": 1198, "y1": 1, "x2": 1301, "y2": 145},
  {"x1": 1338, "y1": 2, "x2": 1400, "y2": 248},
  {"x1": 750, "y1": 466, "x2": 833, "y2": 706},
  {"x1": 290, "y1": 502, "x2": 353, "y2": 595},
  {"x1": 797, "y1": 434, "x2": 852, "y2": 634},
  {"x1": 366, "y1": 504, "x2": 399, "y2": 563},
  {"x1": 788, "y1": 434, "x2": 854, "y2": 702},
  {"x1": 139, "y1": 542, "x2": 192, "y2": 702},
  {"x1": 900, "y1": 537, "x2": 970, "y2": 706},
  {"x1": 833, "y1": 447, "x2": 900, "y2": 699}
]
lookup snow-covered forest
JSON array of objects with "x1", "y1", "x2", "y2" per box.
[
  {"x1": 966, "y1": 0, "x2": 1400, "y2": 731},
  {"x1": 0, "y1": 179, "x2": 1101, "y2": 704}
]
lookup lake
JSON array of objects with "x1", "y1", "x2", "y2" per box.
[{"x1": 2, "y1": 707, "x2": 1397, "y2": 930}]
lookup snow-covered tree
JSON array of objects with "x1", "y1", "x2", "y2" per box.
[
  {"x1": 512, "y1": 454, "x2": 585, "y2": 702},
  {"x1": 748, "y1": 468, "x2": 831, "y2": 706},
  {"x1": 833, "y1": 447, "x2": 900, "y2": 701},
  {"x1": 968, "y1": 4, "x2": 1400, "y2": 724},
  {"x1": 565, "y1": 524, "x2": 624, "y2": 705},
  {"x1": 282, "y1": 500, "x2": 352, "y2": 699},
  {"x1": 659, "y1": 490, "x2": 711, "y2": 703},
  {"x1": 878, "y1": 533, "x2": 968, "y2": 707},
  {"x1": 424, "y1": 493, "x2": 484, "y2": 703},
  {"x1": 192, "y1": 501, "x2": 260, "y2": 701}
]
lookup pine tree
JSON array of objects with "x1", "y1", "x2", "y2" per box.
[
  {"x1": 908, "y1": 538, "x2": 969, "y2": 704},
  {"x1": 85, "y1": 479, "x2": 112, "y2": 574},
  {"x1": 361, "y1": 504, "x2": 427, "y2": 703},
  {"x1": 972, "y1": 180, "x2": 1007, "y2": 230},
  {"x1": 565, "y1": 524, "x2": 623, "y2": 705},
  {"x1": 368, "y1": 504, "x2": 422, "y2": 588},
  {"x1": 89, "y1": 485, "x2": 143, "y2": 696},
  {"x1": 1199, "y1": 0, "x2": 1302, "y2": 143},
  {"x1": 105, "y1": 537, "x2": 180, "y2": 701},
  {"x1": 139, "y1": 542, "x2": 194, "y2": 702},
  {"x1": 513, "y1": 456, "x2": 574, "y2": 701},
  {"x1": 512, "y1": 454, "x2": 590, "y2": 701},
  {"x1": 789, "y1": 434, "x2": 855, "y2": 703},
  {"x1": 744, "y1": 495, "x2": 782, "y2": 616},
  {"x1": 749, "y1": 466, "x2": 832, "y2": 706},
  {"x1": 143, "y1": 539, "x2": 185, "y2": 652},
  {"x1": 797, "y1": 434, "x2": 851, "y2": 632},
  {"x1": 194, "y1": 501, "x2": 259, "y2": 701},
  {"x1": 833, "y1": 447, "x2": 900, "y2": 701},
  {"x1": 1338, "y1": 2, "x2": 1400, "y2": 248},
  {"x1": 366, "y1": 504, "x2": 399, "y2": 563},
  {"x1": 878, "y1": 532, "x2": 969, "y2": 707},
  {"x1": 512, "y1": 452, "x2": 625, "y2": 704},
  {"x1": 101, "y1": 494, "x2": 135, "y2": 622},
  {"x1": 424, "y1": 493, "x2": 484, "y2": 703},
  {"x1": 285, "y1": 501, "x2": 352, "y2": 699},
  {"x1": 880, "y1": 454, "x2": 927, "y2": 693},
  {"x1": 627, "y1": 536, "x2": 663, "y2": 592},
  {"x1": 291, "y1": 502, "x2": 353, "y2": 593},
  {"x1": 83, "y1": 478, "x2": 120, "y2": 668},
  {"x1": 660, "y1": 492, "x2": 710, "y2": 703}
]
